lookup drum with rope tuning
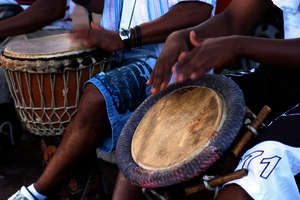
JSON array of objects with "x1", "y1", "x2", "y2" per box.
[{"x1": 0, "y1": 33, "x2": 113, "y2": 136}]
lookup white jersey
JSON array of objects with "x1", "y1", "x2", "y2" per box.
[
  {"x1": 0, "y1": 0, "x2": 75, "y2": 30},
  {"x1": 226, "y1": 141, "x2": 300, "y2": 200},
  {"x1": 225, "y1": 103, "x2": 300, "y2": 200},
  {"x1": 271, "y1": 0, "x2": 300, "y2": 39}
]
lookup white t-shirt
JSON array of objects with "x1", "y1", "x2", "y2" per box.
[
  {"x1": 272, "y1": 0, "x2": 300, "y2": 39},
  {"x1": 100, "y1": 0, "x2": 216, "y2": 57},
  {"x1": 226, "y1": 141, "x2": 300, "y2": 200},
  {"x1": 0, "y1": 0, "x2": 75, "y2": 30}
]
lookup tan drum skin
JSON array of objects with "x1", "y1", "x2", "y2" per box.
[{"x1": 131, "y1": 86, "x2": 225, "y2": 170}]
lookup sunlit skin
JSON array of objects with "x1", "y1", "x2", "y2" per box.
[
  {"x1": 148, "y1": 0, "x2": 300, "y2": 95},
  {"x1": 69, "y1": 22, "x2": 124, "y2": 52},
  {"x1": 30, "y1": 1, "x2": 214, "y2": 200}
]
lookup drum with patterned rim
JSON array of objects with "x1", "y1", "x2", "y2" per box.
[{"x1": 116, "y1": 75, "x2": 246, "y2": 188}]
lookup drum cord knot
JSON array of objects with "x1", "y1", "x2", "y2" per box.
[
  {"x1": 244, "y1": 113, "x2": 261, "y2": 137},
  {"x1": 246, "y1": 125, "x2": 258, "y2": 136},
  {"x1": 202, "y1": 175, "x2": 220, "y2": 199}
]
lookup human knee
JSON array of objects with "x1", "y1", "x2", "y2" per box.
[{"x1": 76, "y1": 84, "x2": 107, "y2": 124}]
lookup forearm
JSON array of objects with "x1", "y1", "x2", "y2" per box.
[
  {"x1": 138, "y1": 1, "x2": 212, "y2": 45},
  {"x1": 235, "y1": 36, "x2": 300, "y2": 69},
  {"x1": 0, "y1": 0, "x2": 66, "y2": 38},
  {"x1": 189, "y1": 0, "x2": 272, "y2": 39}
]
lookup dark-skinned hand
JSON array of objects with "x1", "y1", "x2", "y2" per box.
[
  {"x1": 174, "y1": 31, "x2": 239, "y2": 82},
  {"x1": 69, "y1": 22, "x2": 123, "y2": 52},
  {"x1": 147, "y1": 30, "x2": 191, "y2": 95}
]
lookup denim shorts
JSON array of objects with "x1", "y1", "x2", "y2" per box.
[{"x1": 86, "y1": 48, "x2": 157, "y2": 152}]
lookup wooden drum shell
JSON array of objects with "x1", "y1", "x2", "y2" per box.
[
  {"x1": 3, "y1": 63, "x2": 107, "y2": 136},
  {"x1": 0, "y1": 34, "x2": 112, "y2": 136}
]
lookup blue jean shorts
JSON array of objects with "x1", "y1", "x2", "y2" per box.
[{"x1": 85, "y1": 48, "x2": 157, "y2": 152}]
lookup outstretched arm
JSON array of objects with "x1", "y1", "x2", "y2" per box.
[
  {"x1": 174, "y1": 0, "x2": 300, "y2": 82},
  {"x1": 149, "y1": 0, "x2": 300, "y2": 94},
  {"x1": 0, "y1": 0, "x2": 67, "y2": 38},
  {"x1": 134, "y1": 1, "x2": 213, "y2": 46},
  {"x1": 70, "y1": 1, "x2": 213, "y2": 52}
]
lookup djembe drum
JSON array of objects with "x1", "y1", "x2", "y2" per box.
[
  {"x1": 116, "y1": 75, "x2": 270, "y2": 199},
  {"x1": 0, "y1": 33, "x2": 112, "y2": 136},
  {"x1": 0, "y1": 34, "x2": 113, "y2": 199}
]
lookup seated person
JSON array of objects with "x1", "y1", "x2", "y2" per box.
[
  {"x1": 8, "y1": 0, "x2": 215, "y2": 199},
  {"x1": 148, "y1": 0, "x2": 300, "y2": 199}
]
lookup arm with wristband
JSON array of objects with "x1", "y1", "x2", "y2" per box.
[
  {"x1": 70, "y1": 1, "x2": 213, "y2": 52},
  {"x1": 148, "y1": 0, "x2": 300, "y2": 94}
]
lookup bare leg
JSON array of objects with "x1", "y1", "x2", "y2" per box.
[
  {"x1": 112, "y1": 171, "x2": 143, "y2": 200},
  {"x1": 216, "y1": 184, "x2": 253, "y2": 200},
  {"x1": 34, "y1": 84, "x2": 110, "y2": 195}
]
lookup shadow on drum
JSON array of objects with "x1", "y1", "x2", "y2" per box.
[{"x1": 116, "y1": 75, "x2": 270, "y2": 200}]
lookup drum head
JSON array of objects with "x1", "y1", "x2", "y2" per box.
[
  {"x1": 3, "y1": 33, "x2": 92, "y2": 59},
  {"x1": 116, "y1": 75, "x2": 246, "y2": 188}
]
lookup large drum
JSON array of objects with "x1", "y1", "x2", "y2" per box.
[
  {"x1": 116, "y1": 75, "x2": 247, "y2": 188},
  {"x1": 0, "y1": 33, "x2": 112, "y2": 136}
]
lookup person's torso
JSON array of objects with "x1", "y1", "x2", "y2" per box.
[{"x1": 100, "y1": 0, "x2": 194, "y2": 57}]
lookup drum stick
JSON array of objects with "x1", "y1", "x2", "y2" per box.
[
  {"x1": 185, "y1": 169, "x2": 248, "y2": 195},
  {"x1": 232, "y1": 105, "x2": 271, "y2": 157}
]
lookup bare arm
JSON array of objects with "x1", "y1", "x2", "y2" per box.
[
  {"x1": 174, "y1": 0, "x2": 300, "y2": 79},
  {"x1": 191, "y1": 0, "x2": 272, "y2": 38},
  {"x1": 149, "y1": 0, "x2": 300, "y2": 94},
  {"x1": 138, "y1": 1, "x2": 212, "y2": 45},
  {"x1": 0, "y1": 0, "x2": 67, "y2": 38},
  {"x1": 70, "y1": 1, "x2": 213, "y2": 51},
  {"x1": 235, "y1": 36, "x2": 300, "y2": 69}
]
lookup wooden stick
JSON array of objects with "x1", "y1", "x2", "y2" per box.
[
  {"x1": 185, "y1": 169, "x2": 248, "y2": 195},
  {"x1": 232, "y1": 105, "x2": 271, "y2": 157},
  {"x1": 185, "y1": 106, "x2": 271, "y2": 196}
]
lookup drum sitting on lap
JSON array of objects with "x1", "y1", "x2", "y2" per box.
[
  {"x1": 0, "y1": 33, "x2": 112, "y2": 136},
  {"x1": 116, "y1": 75, "x2": 269, "y2": 199}
]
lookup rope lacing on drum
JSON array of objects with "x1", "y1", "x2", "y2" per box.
[
  {"x1": 3, "y1": 60, "x2": 111, "y2": 136},
  {"x1": 244, "y1": 111, "x2": 264, "y2": 137},
  {"x1": 202, "y1": 175, "x2": 220, "y2": 199}
]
